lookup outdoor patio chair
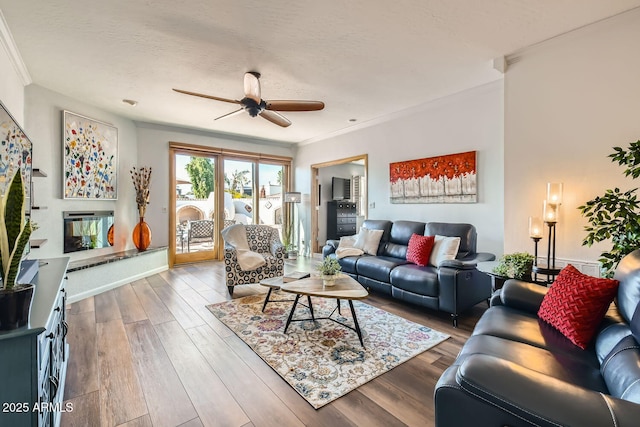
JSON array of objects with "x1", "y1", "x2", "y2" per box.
[{"x1": 187, "y1": 219, "x2": 214, "y2": 251}]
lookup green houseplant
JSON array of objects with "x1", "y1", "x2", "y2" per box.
[
  {"x1": 579, "y1": 140, "x2": 640, "y2": 278},
  {"x1": 0, "y1": 172, "x2": 34, "y2": 330},
  {"x1": 492, "y1": 252, "x2": 534, "y2": 280},
  {"x1": 317, "y1": 257, "x2": 342, "y2": 286}
]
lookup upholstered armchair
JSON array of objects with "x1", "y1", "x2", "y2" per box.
[{"x1": 222, "y1": 224, "x2": 285, "y2": 295}]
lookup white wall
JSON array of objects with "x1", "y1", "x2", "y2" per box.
[
  {"x1": 24, "y1": 84, "x2": 139, "y2": 261},
  {"x1": 295, "y1": 80, "x2": 504, "y2": 256},
  {"x1": 504, "y1": 8, "x2": 640, "y2": 264},
  {"x1": 0, "y1": 34, "x2": 25, "y2": 125},
  {"x1": 135, "y1": 123, "x2": 294, "y2": 247}
]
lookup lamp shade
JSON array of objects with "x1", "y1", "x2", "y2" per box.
[
  {"x1": 528, "y1": 216, "x2": 543, "y2": 238},
  {"x1": 543, "y1": 200, "x2": 558, "y2": 223},
  {"x1": 546, "y1": 182, "x2": 563, "y2": 205},
  {"x1": 284, "y1": 192, "x2": 301, "y2": 203}
]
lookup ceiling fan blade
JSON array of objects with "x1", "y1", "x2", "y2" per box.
[
  {"x1": 259, "y1": 110, "x2": 291, "y2": 127},
  {"x1": 243, "y1": 72, "x2": 261, "y2": 103},
  {"x1": 214, "y1": 108, "x2": 245, "y2": 121},
  {"x1": 265, "y1": 100, "x2": 325, "y2": 112},
  {"x1": 173, "y1": 88, "x2": 241, "y2": 105}
]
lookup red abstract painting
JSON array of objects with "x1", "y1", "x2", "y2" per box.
[{"x1": 389, "y1": 151, "x2": 477, "y2": 203}]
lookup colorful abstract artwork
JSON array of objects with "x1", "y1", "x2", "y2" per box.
[
  {"x1": 389, "y1": 151, "x2": 477, "y2": 204},
  {"x1": 0, "y1": 102, "x2": 32, "y2": 199},
  {"x1": 63, "y1": 111, "x2": 117, "y2": 199}
]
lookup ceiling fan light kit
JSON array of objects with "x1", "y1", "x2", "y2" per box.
[{"x1": 173, "y1": 72, "x2": 324, "y2": 128}]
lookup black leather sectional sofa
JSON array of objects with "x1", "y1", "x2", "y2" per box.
[
  {"x1": 434, "y1": 249, "x2": 640, "y2": 426},
  {"x1": 322, "y1": 219, "x2": 495, "y2": 325}
]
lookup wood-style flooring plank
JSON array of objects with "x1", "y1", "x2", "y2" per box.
[
  {"x1": 115, "y1": 283, "x2": 148, "y2": 324},
  {"x1": 151, "y1": 283, "x2": 206, "y2": 329},
  {"x1": 94, "y1": 289, "x2": 122, "y2": 323},
  {"x1": 67, "y1": 295, "x2": 94, "y2": 314},
  {"x1": 331, "y1": 389, "x2": 408, "y2": 427},
  {"x1": 64, "y1": 311, "x2": 99, "y2": 399},
  {"x1": 178, "y1": 418, "x2": 205, "y2": 427},
  {"x1": 187, "y1": 324, "x2": 305, "y2": 427},
  {"x1": 178, "y1": 288, "x2": 234, "y2": 338},
  {"x1": 154, "y1": 320, "x2": 250, "y2": 427},
  {"x1": 60, "y1": 391, "x2": 99, "y2": 427},
  {"x1": 97, "y1": 319, "x2": 148, "y2": 426},
  {"x1": 125, "y1": 319, "x2": 197, "y2": 427},
  {"x1": 131, "y1": 280, "x2": 176, "y2": 325},
  {"x1": 116, "y1": 414, "x2": 153, "y2": 427}
]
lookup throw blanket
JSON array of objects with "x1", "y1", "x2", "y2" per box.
[
  {"x1": 335, "y1": 234, "x2": 364, "y2": 259},
  {"x1": 221, "y1": 224, "x2": 266, "y2": 271}
]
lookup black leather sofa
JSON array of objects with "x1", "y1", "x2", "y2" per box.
[
  {"x1": 434, "y1": 249, "x2": 640, "y2": 426},
  {"x1": 322, "y1": 219, "x2": 495, "y2": 326}
]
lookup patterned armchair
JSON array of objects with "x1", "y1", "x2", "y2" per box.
[{"x1": 223, "y1": 225, "x2": 285, "y2": 295}]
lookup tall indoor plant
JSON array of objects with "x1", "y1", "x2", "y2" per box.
[
  {"x1": 579, "y1": 140, "x2": 640, "y2": 278},
  {"x1": 0, "y1": 172, "x2": 34, "y2": 330}
]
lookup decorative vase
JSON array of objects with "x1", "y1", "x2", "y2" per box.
[
  {"x1": 132, "y1": 217, "x2": 152, "y2": 251},
  {"x1": 0, "y1": 284, "x2": 35, "y2": 330},
  {"x1": 322, "y1": 274, "x2": 337, "y2": 287}
]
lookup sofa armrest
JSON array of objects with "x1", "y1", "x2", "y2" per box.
[
  {"x1": 499, "y1": 279, "x2": 548, "y2": 314},
  {"x1": 442, "y1": 252, "x2": 496, "y2": 269},
  {"x1": 455, "y1": 354, "x2": 640, "y2": 427},
  {"x1": 322, "y1": 239, "x2": 340, "y2": 258},
  {"x1": 440, "y1": 259, "x2": 477, "y2": 270}
]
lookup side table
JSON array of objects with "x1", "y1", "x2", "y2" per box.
[{"x1": 477, "y1": 261, "x2": 509, "y2": 292}]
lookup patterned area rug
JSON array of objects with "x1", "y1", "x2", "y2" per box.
[{"x1": 207, "y1": 293, "x2": 450, "y2": 408}]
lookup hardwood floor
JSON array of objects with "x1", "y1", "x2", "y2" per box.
[{"x1": 61, "y1": 258, "x2": 485, "y2": 427}]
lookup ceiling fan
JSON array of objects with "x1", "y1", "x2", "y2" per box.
[{"x1": 173, "y1": 72, "x2": 325, "y2": 128}]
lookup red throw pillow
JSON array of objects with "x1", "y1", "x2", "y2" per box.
[
  {"x1": 406, "y1": 234, "x2": 435, "y2": 267},
  {"x1": 538, "y1": 264, "x2": 619, "y2": 349}
]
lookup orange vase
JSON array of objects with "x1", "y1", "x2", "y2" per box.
[{"x1": 132, "y1": 217, "x2": 152, "y2": 251}]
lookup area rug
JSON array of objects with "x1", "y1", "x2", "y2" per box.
[{"x1": 207, "y1": 293, "x2": 449, "y2": 408}]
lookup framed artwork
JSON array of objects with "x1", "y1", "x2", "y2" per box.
[
  {"x1": 63, "y1": 111, "x2": 118, "y2": 199},
  {"x1": 389, "y1": 150, "x2": 477, "y2": 204},
  {"x1": 0, "y1": 100, "x2": 32, "y2": 204}
]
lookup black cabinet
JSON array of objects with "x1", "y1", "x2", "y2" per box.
[
  {"x1": 327, "y1": 201, "x2": 357, "y2": 240},
  {"x1": 0, "y1": 257, "x2": 70, "y2": 427}
]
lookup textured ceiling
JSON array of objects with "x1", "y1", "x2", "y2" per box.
[{"x1": 1, "y1": 1, "x2": 639, "y2": 144}]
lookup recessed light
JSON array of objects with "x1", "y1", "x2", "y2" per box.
[
  {"x1": 349, "y1": 118, "x2": 357, "y2": 122},
  {"x1": 122, "y1": 99, "x2": 138, "y2": 107}
]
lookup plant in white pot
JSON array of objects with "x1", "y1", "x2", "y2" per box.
[
  {"x1": 0, "y1": 172, "x2": 34, "y2": 330},
  {"x1": 317, "y1": 257, "x2": 342, "y2": 286}
]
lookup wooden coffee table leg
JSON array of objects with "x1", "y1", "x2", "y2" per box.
[
  {"x1": 348, "y1": 300, "x2": 365, "y2": 348},
  {"x1": 262, "y1": 288, "x2": 274, "y2": 312},
  {"x1": 284, "y1": 294, "x2": 301, "y2": 333}
]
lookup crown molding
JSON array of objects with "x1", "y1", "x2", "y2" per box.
[{"x1": 0, "y1": 10, "x2": 31, "y2": 86}]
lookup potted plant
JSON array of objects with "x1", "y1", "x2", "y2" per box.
[
  {"x1": 0, "y1": 172, "x2": 34, "y2": 330},
  {"x1": 492, "y1": 252, "x2": 534, "y2": 281},
  {"x1": 317, "y1": 256, "x2": 342, "y2": 286},
  {"x1": 281, "y1": 221, "x2": 297, "y2": 260},
  {"x1": 579, "y1": 140, "x2": 640, "y2": 278}
]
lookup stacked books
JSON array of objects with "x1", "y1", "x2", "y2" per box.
[{"x1": 283, "y1": 271, "x2": 311, "y2": 283}]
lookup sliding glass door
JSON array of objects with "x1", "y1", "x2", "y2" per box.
[{"x1": 169, "y1": 143, "x2": 292, "y2": 266}]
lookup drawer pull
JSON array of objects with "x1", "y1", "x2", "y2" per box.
[
  {"x1": 62, "y1": 320, "x2": 69, "y2": 340},
  {"x1": 46, "y1": 332, "x2": 54, "y2": 339}
]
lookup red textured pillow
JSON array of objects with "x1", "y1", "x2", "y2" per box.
[
  {"x1": 538, "y1": 264, "x2": 619, "y2": 349},
  {"x1": 406, "y1": 234, "x2": 435, "y2": 267}
]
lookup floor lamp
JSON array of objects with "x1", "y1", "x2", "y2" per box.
[
  {"x1": 531, "y1": 183, "x2": 563, "y2": 284},
  {"x1": 284, "y1": 192, "x2": 301, "y2": 257}
]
